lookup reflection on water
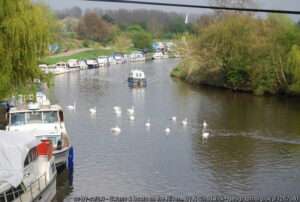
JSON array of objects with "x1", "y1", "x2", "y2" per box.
[
  {"x1": 49, "y1": 59, "x2": 300, "y2": 200},
  {"x1": 54, "y1": 169, "x2": 73, "y2": 202}
]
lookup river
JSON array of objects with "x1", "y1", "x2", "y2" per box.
[{"x1": 49, "y1": 59, "x2": 300, "y2": 201}]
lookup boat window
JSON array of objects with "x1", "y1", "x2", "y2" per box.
[
  {"x1": 10, "y1": 113, "x2": 26, "y2": 126},
  {"x1": 43, "y1": 111, "x2": 58, "y2": 123},
  {"x1": 24, "y1": 147, "x2": 38, "y2": 167},
  {"x1": 27, "y1": 111, "x2": 42, "y2": 124}
]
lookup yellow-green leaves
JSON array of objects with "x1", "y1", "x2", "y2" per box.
[{"x1": 0, "y1": 0, "x2": 54, "y2": 99}]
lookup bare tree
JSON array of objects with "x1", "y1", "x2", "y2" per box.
[{"x1": 212, "y1": 0, "x2": 257, "y2": 16}]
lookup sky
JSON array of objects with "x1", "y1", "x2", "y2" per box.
[{"x1": 38, "y1": 0, "x2": 300, "y2": 20}]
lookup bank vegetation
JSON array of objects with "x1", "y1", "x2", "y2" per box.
[{"x1": 172, "y1": 13, "x2": 300, "y2": 96}]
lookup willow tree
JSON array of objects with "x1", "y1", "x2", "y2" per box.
[{"x1": 0, "y1": 0, "x2": 54, "y2": 99}]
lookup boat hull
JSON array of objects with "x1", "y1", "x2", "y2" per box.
[
  {"x1": 53, "y1": 146, "x2": 70, "y2": 168},
  {"x1": 32, "y1": 174, "x2": 56, "y2": 202},
  {"x1": 128, "y1": 78, "x2": 147, "y2": 88}
]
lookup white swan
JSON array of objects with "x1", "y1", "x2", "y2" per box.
[
  {"x1": 129, "y1": 115, "x2": 135, "y2": 121},
  {"x1": 203, "y1": 120, "x2": 208, "y2": 128},
  {"x1": 181, "y1": 118, "x2": 188, "y2": 126},
  {"x1": 165, "y1": 127, "x2": 171, "y2": 133},
  {"x1": 171, "y1": 116, "x2": 177, "y2": 121},
  {"x1": 202, "y1": 131, "x2": 210, "y2": 139},
  {"x1": 111, "y1": 126, "x2": 121, "y2": 134},
  {"x1": 113, "y1": 106, "x2": 121, "y2": 111},
  {"x1": 127, "y1": 106, "x2": 135, "y2": 115},
  {"x1": 89, "y1": 107, "x2": 96, "y2": 114},
  {"x1": 114, "y1": 108, "x2": 122, "y2": 116},
  {"x1": 145, "y1": 119, "x2": 151, "y2": 127},
  {"x1": 67, "y1": 102, "x2": 76, "y2": 110}
]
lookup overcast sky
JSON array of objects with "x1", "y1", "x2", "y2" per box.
[{"x1": 38, "y1": 0, "x2": 300, "y2": 20}]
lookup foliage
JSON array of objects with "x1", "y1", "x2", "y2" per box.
[
  {"x1": 0, "y1": 0, "x2": 54, "y2": 99},
  {"x1": 173, "y1": 14, "x2": 300, "y2": 96},
  {"x1": 114, "y1": 33, "x2": 133, "y2": 53},
  {"x1": 126, "y1": 25, "x2": 153, "y2": 49},
  {"x1": 77, "y1": 11, "x2": 115, "y2": 43},
  {"x1": 80, "y1": 9, "x2": 191, "y2": 39}
]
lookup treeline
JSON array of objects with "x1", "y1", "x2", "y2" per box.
[
  {"x1": 55, "y1": 7, "x2": 193, "y2": 50},
  {"x1": 172, "y1": 13, "x2": 300, "y2": 96}
]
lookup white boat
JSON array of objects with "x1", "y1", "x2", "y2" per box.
[
  {"x1": 67, "y1": 59, "x2": 80, "y2": 69},
  {"x1": 85, "y1": 59, "x2": 98, "y2": 69},
  {"x1": 6, "y1": 94, "x2": 72, "y2": 168},
  {"x1": 152, "y1": 51, "x2": 164, "y2": 60},
  {"x1": 79, "y1": 60, "x2": 88, "y2": 70},
  {"x1": 0, "y1": 131, "x2": 57, "y2": 202},
  {"x1": 108, "y1": 56, "x2": 117, "y2": 65},
  {"x1": 129, "y1": 52, "x2": 146, "y2": 63},
  {"x1": 97, "y1": 56, "x2": 109, "y2": 67},
  {"x1": 113, "y1": 54, "x2": 125, "y2": 64},
  {"x1": 128, "y1": 69, "x2": 147, "y2": 88}
]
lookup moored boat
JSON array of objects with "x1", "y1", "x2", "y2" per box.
[
  {"x1": 0, "y1": 131, "x2": 57, "y2": 202},
  {"x1": 5, "y1": 94, "x2": 72, "y2": 168},
  {"x1": 128, "y1": 69, "x2": 147, "y2": 88}
]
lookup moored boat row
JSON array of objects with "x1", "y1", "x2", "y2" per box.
[{"x1": 39, "y1": 46, "x2": 179, "y2": 76}]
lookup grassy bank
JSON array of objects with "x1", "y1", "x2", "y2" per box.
[{"x1": 40, "y1": 48, "x2": 116, "y2": 65}]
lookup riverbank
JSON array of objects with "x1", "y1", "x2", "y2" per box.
[
  {"x1": 171, "y1": 64, "x2": 271, "y2": 96},
  {"x1": 172, "y1": 14, "x2": 300, "y2": 97}
]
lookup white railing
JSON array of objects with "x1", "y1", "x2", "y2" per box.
[{"x1": 0, "y1": 174, "x2": 47, "y2": 202}]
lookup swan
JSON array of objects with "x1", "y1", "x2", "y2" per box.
[
  {"x1": 171, "y1": 116, "x2": 177, "y2": 121},
  {"x1": 129, "y1": 115, "x2": 135, "y2": 121},
  {"x1": 111, "y1": 126, "x2": 121, "y2": 134},
  {"x1": 203, "y1": 120, "x2": 208, "y2": 128},
  {"x1": 202, "y1": 131, "x2": 210, "y2": 139},
  {"x1": 165, "y1": 127, "x2": 171, "y2": 133},
  {"x1": 145, "y1": 119, "x2": 151, "y2": 127},
  {"x1": 113, "y1": 106, "x2": 121, "y2": 111},
  {"x1": 181, "y1": 118, "x2": 188, "y2": 126},
  {"x1": 89, "y1": 107, "x2": 96, "y2": 114},
  {"x1": 114, "y1": 108, "x2": 122, "y2": 116},
  {"x1": 127, "y1": 106, "x2": 135, "y2": 115},
  {"x1": 67, "y1": 102, "x2": 76, "y2": 110}
]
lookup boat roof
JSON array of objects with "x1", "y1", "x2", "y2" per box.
[
  {"x1": 9, "y1": 104, "x2": 62, "y2": 113},
  {"x1": 130, "y1": 69, "x2": 144, "y2": 73},
  {"x1": 0, "y1": 131, "x2": 39, "y2": 187}
]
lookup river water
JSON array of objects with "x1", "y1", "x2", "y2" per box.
[{"x1": 49, "y1": 59, "x2": 300, "y2": 200}]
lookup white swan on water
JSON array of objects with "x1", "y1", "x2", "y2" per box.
[
  {"x1": 145, "y1": 119, "x2": 151, "y2": 128},
  {"x1": 129, "y1": 115, "x2": 135, "y2": 121},
  {"x1": 171, "y1": 116, "x2": 177, "y2": 121},
  {"x1": 114, "y1": 108, "x2": 122, "y2": 116},
  {"x1": 203, "y1": 120, "x2": 208, "y2": 128},
  {"x1": 181, "y1": 118, "x2": 188, "y2": 126},
  {"x1": 202, "y1": 131, "x2": 210, "y2": 139},
  {"x1": 111, "y1": 126, "x2": 121, "y2": 134},
  {"x1": 165, "y1": 127, "x2": 171, "y2": 134},
  {"x1": 89, "y1": 107, "x2": 96, "y2": 114},
  {"x1": 127, "y1": 106, "x2": 135, "y2": 115},
  {"x1": 67, "y1": 102, "x2": 76, "y2": 110},
  {"x1": 113, "y1": 106, "x2": 121, "y2": 111}
]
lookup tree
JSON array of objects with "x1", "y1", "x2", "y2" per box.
[
  {"x1": 0, "y1": 0, "x2": 54, "y2": 99},
  {"x1": 114, "y1": 33, "x2": 132, "y2": 52},
  {"x1": 173, "y1": 13, "x2": 300, "y2": 95},
  {"x1": 212, "y1": 0, "x2": 256, "y2": 16},
  {"x1": 77, "y1": 11, "x2": 114, "y2": 43},
  {"x1": 55, "y1": 6, "x2": 82, "y2": 19},
  {"x1": 126, "y1": 25, "x2": 153, "y2": 49}
]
